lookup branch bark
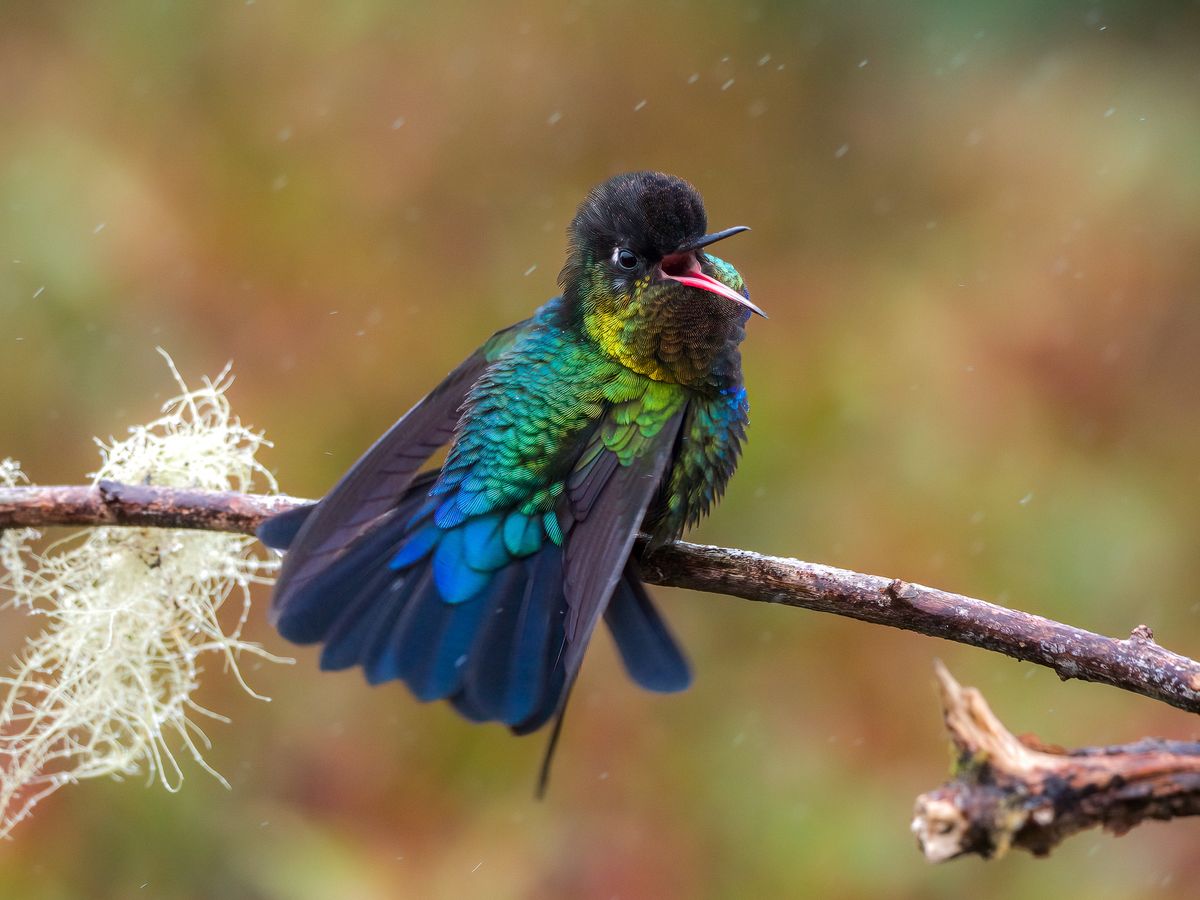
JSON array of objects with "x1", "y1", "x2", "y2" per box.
[
  {"x1": 3, "y1": 482, "x2": 1200, "y2": 716},
  {"x1": 912, "y1": 662, "x2": 1200, "y2": 860}
]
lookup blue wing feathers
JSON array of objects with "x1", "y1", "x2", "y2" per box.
[
  {"x1": 320, "y1": 569, "x2": 408, "y2": 671},
  {"x1": 363, "y1": 569, "x2": 435, "y2": 684}
]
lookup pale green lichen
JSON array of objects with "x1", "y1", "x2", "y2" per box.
[{"x1": 0, "y1": 351, "x2": 288, "y2": 839}]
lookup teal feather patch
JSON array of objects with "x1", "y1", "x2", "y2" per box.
[
  {"x1": 503, "y1": 512, "x2": 543, "y2": 557},
  {"x1": 462, "y1": 515, "x2": 510, "y2": 571}
]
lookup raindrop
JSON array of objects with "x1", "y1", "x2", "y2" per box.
[
  {"x1": 633, "y1": 99, "x2": 647, "y2": 112},
  {"x1": 720, "y1": 78, "x2": 735, "y2": 91},
  {"x1": 546, "y1": 110, "x2": 563, "y2": 126},
  {"x1": 834, "y1": 144, "x2": 849, "y2": 158}
]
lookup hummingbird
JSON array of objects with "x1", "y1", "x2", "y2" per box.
[{"x1": 259, "y1": 171, "x2": 762, "y2": 787}]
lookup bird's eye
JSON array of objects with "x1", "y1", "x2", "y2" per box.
[{"x1": 614, "y1": 248, "x2": 639, "y2": 271}]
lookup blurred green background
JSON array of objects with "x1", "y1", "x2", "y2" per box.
[{"x1": 2, "y1": 1, "x2": 1199, "y2": 897}]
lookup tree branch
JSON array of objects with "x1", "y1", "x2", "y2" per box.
[
  {"x1": 2, "y1": 482, "x2": 1200, "y2": 717},
  {"x1": 912, "y1": 662, "x2": 1200, "y2": 860},
  {"x1": 0, "y1": 481, "x2": 302, "y2": 534}
]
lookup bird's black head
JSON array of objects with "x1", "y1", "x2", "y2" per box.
[
  {"x1": 557, "y1": 171, "x2": 762, "y2": 387},
  {"x1": 558, "y1": 171, "x2": 761, "y2": 316},
  {"x1": 568, "y1": 171, "x2": 709, "y2": 263}
]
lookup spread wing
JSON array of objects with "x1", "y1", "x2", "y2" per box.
[{"x1": 267, "y1": 319, "x2": 529, "y2": 624}]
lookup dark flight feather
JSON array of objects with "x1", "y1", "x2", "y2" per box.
[
  {"x1": 268, "y1": 320, "x2": 530, "y2": 625},
  {"x1": 561, "y1": 408, "x2": 685, "y2": 683}
]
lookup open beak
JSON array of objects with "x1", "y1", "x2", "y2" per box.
[{"x1": 660, "y1": 226, "x2": 766, "y2": 318}]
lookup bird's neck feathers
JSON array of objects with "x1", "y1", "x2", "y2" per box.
[{"x1": 560, "y1": 251, "x2": 748, "y2": 392}]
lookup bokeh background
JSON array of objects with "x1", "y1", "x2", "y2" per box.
[{"x1": 2, "y1": 1, "x2": 1200, "y2": 897}]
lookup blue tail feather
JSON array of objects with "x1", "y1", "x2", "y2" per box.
[
  {"x1": 604, "y1": 563, "x2": 692, "y2": 693},
  {"x1": 320, "y1": 583, "x2": 397, "y2": 671}
]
